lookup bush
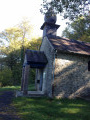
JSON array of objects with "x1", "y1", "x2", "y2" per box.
[
  {"x1": 12, "y1": 64, "x2": 22, "y2": 85},
  {"x1": 0, "y1": 69, "x2": 13, "y2": 87}
]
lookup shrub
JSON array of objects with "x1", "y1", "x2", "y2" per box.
[
  {"x1": 12, "y1": 64, "x2": 22, "y2": 85},
  {"x1": 0, "y1": 69, "x2": 13, "y2": 86}
]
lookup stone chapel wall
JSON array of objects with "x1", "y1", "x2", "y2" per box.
[
  {"x1": 40, "y1": 37, "x2": 55, "y2": 97},
  {"x1": 54, "y1": 52, "x2": 90, "y2": 98}
]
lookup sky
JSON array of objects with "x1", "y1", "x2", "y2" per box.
[{"x1": 0, "y1": 0, "x2": 68, "y2": 38}]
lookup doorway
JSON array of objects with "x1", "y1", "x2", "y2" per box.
[
  {"x1": 28, "y1": 68, "x2": 43, "y2": 91},
  {"x1": 28, "y1": 68, "x2": 36, "y2": 91}
]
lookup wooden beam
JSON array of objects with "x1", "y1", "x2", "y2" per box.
[
  {"x1": 21, "y1": 66, "x2": 25, "y2": 91},
  {"x1": 23, "y1": 65, "x2": 30, "y2": 95}
]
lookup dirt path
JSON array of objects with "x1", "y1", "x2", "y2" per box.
[{"x1": 0, "y1": 91, "x2": 21, "y2": 120}]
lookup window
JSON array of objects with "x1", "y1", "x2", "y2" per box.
[{"x1": 88, "y1": 61, "x2": 90, "y2": 71}]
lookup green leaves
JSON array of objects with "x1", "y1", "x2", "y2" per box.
[
  {"x1": 0, "y1": 69, "x2": 13, "y2": 86},
  {"x1": 62, "y1": 15, "x2": 90, "y2": 42},
  {"x1": 0, "y1": 16, "x2": 42, "y2": 87},
  {"x1": 41, "y1": 0, "x2": 90, "y2": 20}
]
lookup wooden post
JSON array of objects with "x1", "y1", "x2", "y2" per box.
[
  {"x1": 21, "y1": 66, "x2": 25, "y2": 91},
  {"x1": 35, "y1": 69, "x2": 38, "y2": 90},
  {"x1": 23, "y1": 65, "x2": 30, "y2": 95}
]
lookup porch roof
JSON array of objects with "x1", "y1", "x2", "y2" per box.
[{"x1": 25, "y1": 49, "x2": 48, "y2": 68}]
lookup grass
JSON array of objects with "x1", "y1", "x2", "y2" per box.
[
  {"x1": 0, "y1": 86, "x2": 90, "y2": 120},
  {"x1": 0, "y1": 85, "x2": 21, "y2": 92},
  {"x1": 13, "y1": 97, "x2": 90, "y2": 120},
  {"x1": 28, "y1": 84, "x2": 36, "y2": 91},
  {"x1": 0, "y1": 84, "x2": 35, "y2": 92}
]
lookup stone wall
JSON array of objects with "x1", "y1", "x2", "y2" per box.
[
  {"x1": 54, "y1": 52, "x2": 90, "y2": 98},
  {"x1": 40, "y1": 37, "x2": 55, "y2": 97}
]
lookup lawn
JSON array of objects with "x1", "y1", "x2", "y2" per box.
[
  {"x1": 0, "y1": 84, "x2": 35, "y2": 92},
  {"x1": 13, "y1": 96, "x2": 90, "y2": 120},
  {"x1": 0, "y1": 85, "x2": 21, "y2": 92},
  {"x1": 0, "y1": 86, "x2": 90, "y2": 120}
]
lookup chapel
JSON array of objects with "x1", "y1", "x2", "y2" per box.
[{"x1": 19, "y1": 9, "x2": 90, "y2": 99}]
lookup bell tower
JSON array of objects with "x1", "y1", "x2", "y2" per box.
[{"x1": 41, "y1": 8, "x2": 60, "y2": 37}]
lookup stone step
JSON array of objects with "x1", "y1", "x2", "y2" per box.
[
  {"x1": 15, "y1": 91, "x2": 45, "y2": 97},
  {"x1": 28, "y1": 94, "x2": 45, "y2": 97},
  {"x1": 28, "y1": 91, "x2": 45, "y2": 97}
]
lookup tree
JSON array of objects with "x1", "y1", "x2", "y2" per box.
[
  {"x1": 41, "y1": 0, "x2": 90, "y2": 20},
  {"x1": 0, "y1": 17, "x2": 42, "y2": 86},
  {"x1": 62, "y1": 15, "x2": 90, "y2": 42},
  {"x1": 1, "y1": 18, "x2": 32, "y2": 50},
  {"x1": 0, "y1": 18, "x2": 32, "y2": 85},
  {"x1": 0, "y1": 18, "x2": 32, "y2": 64},
  {"x1": 18, "y1": 18, "x2": 32, "y2": 65},
  {"x1": 28, "y1": 37, "x2": 42, "y2": 50}
]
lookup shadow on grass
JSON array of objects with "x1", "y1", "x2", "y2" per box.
[
  {"x1": 0, "y1": 86, "x2": 89, "y2": 120},
  {"x1": 13, "y1": 97, "x2": 90, "y2": 120}
]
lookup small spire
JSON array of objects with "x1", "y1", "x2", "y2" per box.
[
  {"x1": 41, "y1": 7, "x2": 60, "y2": 37},
  {"x1": 44, "y1": 7, "x2": 57, "y2": 24}
]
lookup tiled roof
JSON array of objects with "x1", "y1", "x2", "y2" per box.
[{"x1": 47, "y1": 35, "x2": 90, "y2": 56}]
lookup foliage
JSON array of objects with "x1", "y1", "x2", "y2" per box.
[
  {"x1": 0, "y1": 18, "x2": 42, "y2": 86},
  {"x1": 13, "y1": 97, "x2": 90, "y2": 120},
  {"x1": 62, "y1": 15, "x2": 90, "y2": 42},
  {"x1": 1, "y1": 19, "x2": 32, "y2": 52},
  {"x1": 41, "y1": 0, "x2": 90, "y2": 20},
  {"x1": 12, "y1": 64, "x2": 22, "y2": 85},
  {"x1": 0, "y1": 37, "x2": 42, "y2": 86},
  {"x1": 29, "y1": 37, "x2": 42, "y2": 50},
  {"x1": 0, "y1": 68, "x2": 13, "y2": 86},
  {"x1": 5, "y1": 51, "x2": 21, "y2": 70}
]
